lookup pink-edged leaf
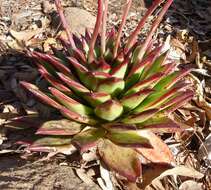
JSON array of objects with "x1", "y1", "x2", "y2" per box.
[
  {"x1": 106, "y1": 131, "x2": 152, "y2": 148},
  {"x1": 60, "y1": 107, "x2": 96, "y2": 125},
  {"x1": 72, "y1": 128, "x2": 106, "y2": 152},
  {"x1": 160, "y1": 90, "x2": 193, "y2": 111},
  {"x1": 83, "y1": 91, "x2": 111, "y2": 107},
  {"x1": 95, "y1": 99, "x2": 123, "y2": 121},
  {"x1": 33, "y1": 52, "x2": 72, "y2": 76},
  {"x1": 98, "y1": 139, "x2": 142, "y2": 182},
  {"x1": 55, "y1": 0, "x2": 76, "y2": 48},
  {"x1": 67, "y1": 56, "x2": 88, "y2": 73},
  {"x1": 125, "y1": 0, "x2": 163, "y2": 52},
  {"x1": 121, "y1": 88, "x2": 154, "y2": 110},
  {"x1": 38, "y1": 64, "x2": 71, "y2": 92},
  {"x1": 6, "y1": 114, "x2": 45, "y2": 129},
  {"x1": 101, "y1": 0, "x2": 108, "y2": 55},
  {"x1": 20, "y1": 81, "x2": 62, "y2": 109},
  {"x1": 166, "y1": 94, "x2": 193, "y2": 114},
  {"x1": 103, "y1": 123, "x2": 137, "y2": 132},
  {"x1": 122, "y1": 109, "x2": 158, "y2": 124},
  {"x1": 49, "y1": 87, "x2": 93, "y2": 116},
  {"x1": 58, "y1": 72, "x2": 89, "y2": 93},
  {"x1": 27, "y1": 146, "x2": 57, "y2": 152},
  {"x1": 31, "y1": 136, "x2": 72, "y2": 147},
  {"x1": 110, "y1": 58, "x2": 129, "y2": 78},
  {"x1": 135, "y1": 0, "x2": 173, "y2": 63},
  {"x1": 125, "y1": 72, "x2": 163, "y2": 96},
  {"x1": 72, "y1": 48, "x2": 87, "y2": 63},
  {"x1": 36, "y1": 119, "x2": 83, "y2": 136},
  {"x1": 88, "y1": 0, "x2": 103, "y2": 63},
  {"x1": 141, "y1": 50, "x2": 169, "y2": 80},
  {"x1": 94, "y1": 58, "x2": 111, "y2": 73},
  {"x1": 137, "y1": 113, "x2": 182, "y2": 133},
  {"x1": 154, "y1": 68, "x2": 192, "y2": 91},
  {"x1": 126, "y1": 47, "x2": 162, "y2": 87},
  {"x1": 96, "y1": 77, "x2": 125, "y2": 96},
  {"x1": 113, "y1": 0, "x2": 132, "y2": 57},
  {"x1": 136, "y1": 131, "x2": 175, "y2": 164},
  {"x1": 134, "y1": 83, "x2": 188, "y2": 113}
]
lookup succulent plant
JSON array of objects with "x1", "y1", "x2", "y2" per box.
[{"x1": 20, "y1": 0, "x2": 193, "y2": 184}]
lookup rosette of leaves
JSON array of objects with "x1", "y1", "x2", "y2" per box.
[{"x1": 20, "y1": 0, "x2": 193, "y2": 183}]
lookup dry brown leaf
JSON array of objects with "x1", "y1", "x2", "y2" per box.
[
  {"x1": 10, "y1": 28, "x2": 43, "y2": 43},
  {"x1": 179, "y1": 180, "x2": 203, "y2": 190},
  {"x1": 157, "y1": 165, "x2": 204, "y2": 180}
]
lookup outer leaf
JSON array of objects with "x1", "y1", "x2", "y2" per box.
[
  {"x1": 58, "y1": 72, "x2": 89, "y2": 93},
  {"x1": 137, "y1": 113, "x2": 181, "y2": 133},
  {"x1": 31, "y1": 136, "x2": 72, "y2": 146},
  {"x1": 125, "y1": 72, "x2": 163, "y2": 96},
  {"x1": 98, "y1": 139, "x2": 141, "y2": 182},
  {"x1": 72, "y1": 128, "x2": 106, "y2": 152},
  {"x1": 49, "y1": 87, "x2": 93, "y2": 116},
  {"x1": 38, "y1": 64, "x2": 71, "y2": 92},
  {"x1": 60, "y1": 107, "x2": 97, "y2": 125},
  {"x1": 36, "y1": 119, "x2": 83, "y2": 135},
  {"x1": 106, "y1": 131, "x2": 152, "y2": 148},
  {"x1": 122, "y1": 109, "x2": 158, "y2": 124},
  {"x1": 136, "y1": 131, "x2": 175, "y2": 164},
  {"x1": 20, "y1": 81, "x2": 62, "y2": 109}
]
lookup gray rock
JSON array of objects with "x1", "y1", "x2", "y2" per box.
[{"x1": 64, "y1": 7, "x2": 96, "y2": 35}]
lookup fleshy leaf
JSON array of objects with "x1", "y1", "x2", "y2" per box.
[
  {"x1": 36, "y1": 119, "x2": 83, "y2": 135},
  {"x1": 125, "y1": 72, "x2": 163, "y2": 96},
  {"x1": 49, "y1": 87, "x2": 93, "y2": 116},
  {"x1": 96, "y1": 77, "x2": 125, "y2": 96},
  {"x1": 106, "y1": 131, "x2": 152, "y2": 148},
  {"x1": 83, "y1": 92, "x2": 111, "y2": 107},
  {"x1": 72, "y1": 128, "x2": 106, "y2": 152},
  {"x1": 95, "y1": 100, "x2": 123, "y2": 121},
  {"x1": 122, "y1": 109, "x2": 158, "y2": 124},
  {"x1": 20, "y1": 81, "x2": 62, "y2": 109},
  {"x1": 31, "y1": 136, "x2": 72, "y2": 146},
  {"x1": 137, "y1": 113, "x2": 181, "y2": 133},
  {"x1": 60, "y1": 107, "x2": 96, "y2": 125},
  {"x1": 121, "y1": 89, "x2": 154, "y2": 111},
  {"x1": 98, "y1": 139, "x2": 141, "y2": 182},
  {"x1": 136, "y1": 131, "x2": 175, "y2": 164},
  {"x1": 58, "y1": 72, "x2": 90, "y2": 93}
]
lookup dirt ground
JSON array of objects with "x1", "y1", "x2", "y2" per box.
[{"x1": 0, "y1": 0, "x2": 211, "y2": 189}]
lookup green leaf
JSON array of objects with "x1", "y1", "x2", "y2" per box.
[
  {"x1": 20, "y1": 81, "x2": 62, "y2": 109},
  {"x1": 83, "y1": 92, "x2": 111, "y2": 107},
  {"x1": 72, "y1": 128, "x2": 106, "y2": 152},
  {"x1": 49, "y1": 87, "x2": 93, "y2": 116},
  {"x1": 36, "y1": 119, "x2": 83, "y2": 135},
  {"x1": 137, "y1": 113, "x2": 181, "y2": 133},
  {"x1": 106, "y1": 131, "x2": 152, "y2": 148},
  {"x1": 98, "y1": 139, "x2": 142, "y2": 182},
  {"x1": 32, "y1": 136, "x2": 72, "y2": 146},
  {"x1": 96, "y1": 77, "x2": 125, "y2": 96},
  {"x1": 121, "y1": 89, "x2": 154, "y2": 111},
  {"x1": 95, "y1": 100, "x2": 123, "y2": 121},
  {"x1": 122, "y1": 109, "x2": 158, "y2": 124}
]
